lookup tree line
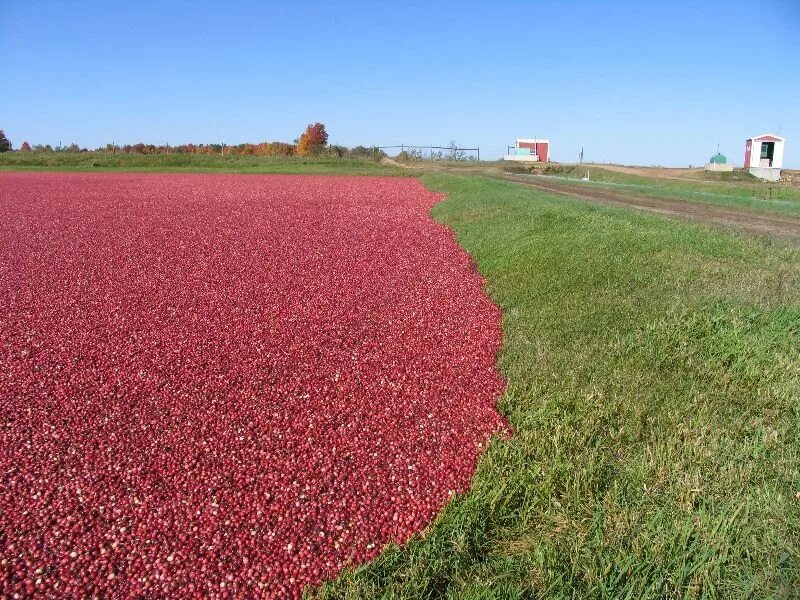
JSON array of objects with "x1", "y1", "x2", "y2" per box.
[{"x1": 0, "y1": 123, "x2": 386, "y2": 160}]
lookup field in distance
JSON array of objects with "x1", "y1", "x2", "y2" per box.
[{"x1": 0, "y1": 150, "x2": 411, "y2": 177}]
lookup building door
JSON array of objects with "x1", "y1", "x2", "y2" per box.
[{"x1": 760, "y1": 142, "x2": 775, "y2": 167}]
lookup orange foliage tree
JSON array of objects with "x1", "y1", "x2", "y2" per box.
[{"x1": 297, "y1": 123, "x2": 328, "y2": 156}]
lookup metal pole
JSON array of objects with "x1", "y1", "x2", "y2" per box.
[{"x1": 477, "y1": 146, "x2": 480, "y2": 161}]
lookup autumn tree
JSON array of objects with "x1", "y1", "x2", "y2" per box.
[
  {"x1": 0, "y1": 130, "x2": 11, "y2": 152},
  {"x1": 20, "y1": 141, "x2": 31, "y2": 152},
  {"x1": 297, "y1": 123, "x2": 328, "y2": 156}
]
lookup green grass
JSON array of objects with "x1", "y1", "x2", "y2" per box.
[
  {"x1": 0, "y1": 151, "x2": 410, "y2": 176},
  {"x1": 508, "y1": 164, "x2": 800, "y2": 217},
  {"x1": 313, "y1": 174, "x2": 800, "y2": 599}
]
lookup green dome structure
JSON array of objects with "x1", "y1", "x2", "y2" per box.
[{"x1": 709, "y1": 153, "x2": 727, "y2": 164}]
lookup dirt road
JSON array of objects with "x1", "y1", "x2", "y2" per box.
[
  {"x1": 380, "y1": 158, "x2": 800, "y2": 241},
  {"x1": 499, "y1": 174, "x2": 800, "y2": 241}
]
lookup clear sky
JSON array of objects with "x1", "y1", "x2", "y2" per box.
[{"x1": 2, "y1": 0, "x2": 799, "y2": 166}]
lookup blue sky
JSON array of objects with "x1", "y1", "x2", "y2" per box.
[{"x1": 2, "y1": 0, "x2": 799, "y2": 166}]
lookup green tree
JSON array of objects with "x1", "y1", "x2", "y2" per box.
[{"x1": 0, "y1": 130, "x2": 11, "y2": 152}]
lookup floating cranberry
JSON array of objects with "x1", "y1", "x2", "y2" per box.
[{"x1": 0, "y1": 172, "x2": 506, "y2": 597}]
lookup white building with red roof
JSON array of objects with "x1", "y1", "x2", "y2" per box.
[
  {"x1": 744, "y1": 134, "x2": 785, "y2": 181},
  {"x1": 504, "y1": 138, "x2": 550, "y2": 162}
]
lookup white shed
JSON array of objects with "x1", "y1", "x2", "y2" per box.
[{"x1": 744, "y1": 134, "x2": 785, "y2": 181}]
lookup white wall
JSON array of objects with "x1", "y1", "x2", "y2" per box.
[
  {"x1": 750, "y1": 138, "x2": 785, "y2": 169},
  {"x1": 774, "y1": 140, "x2": 785, "y2": 169},
  {"x1": 749, "y1": 140, "x2": 759, "y2": 167}
]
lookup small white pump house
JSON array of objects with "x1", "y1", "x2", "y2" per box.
[{"x1": 744, "y1": 134, "x2": 785, "y2": 181}]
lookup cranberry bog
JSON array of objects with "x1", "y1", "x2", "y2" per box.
[
  {"x1": 0, "y1": 172, "x2": 507, "y2": 597},
  {"x1": 4, "y1": 171, "x2": 799, "y2": 599}
]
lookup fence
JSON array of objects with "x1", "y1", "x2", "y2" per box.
[{"x1": 374, "y1": 144, "x2": 480, "y2": 162}]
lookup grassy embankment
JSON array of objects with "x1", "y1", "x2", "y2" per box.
[
  {"x1": 502, "y1": 163, "x2": 800, "y2": 218},
  {"x1": 316, "y1": 174, "x2": 800, "y2": 598},
  {"x1": 0, "y1": 151, "x2": 410, "y2": 176}
]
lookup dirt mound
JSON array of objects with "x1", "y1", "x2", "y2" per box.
[{"x1": 780, "y1": 170, "x2": 800, "y2": 187}]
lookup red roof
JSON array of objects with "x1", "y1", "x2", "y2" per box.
[{"x1": 749, "y1": 134, "x2": 784, "y2": 142}]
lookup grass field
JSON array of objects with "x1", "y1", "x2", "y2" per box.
[
  {"x1": 0, "y1": 151, "x2": 409, "y2": 176},
  {"x1": 314, "y1": 174, "x2": 800, "y2": 598}
]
